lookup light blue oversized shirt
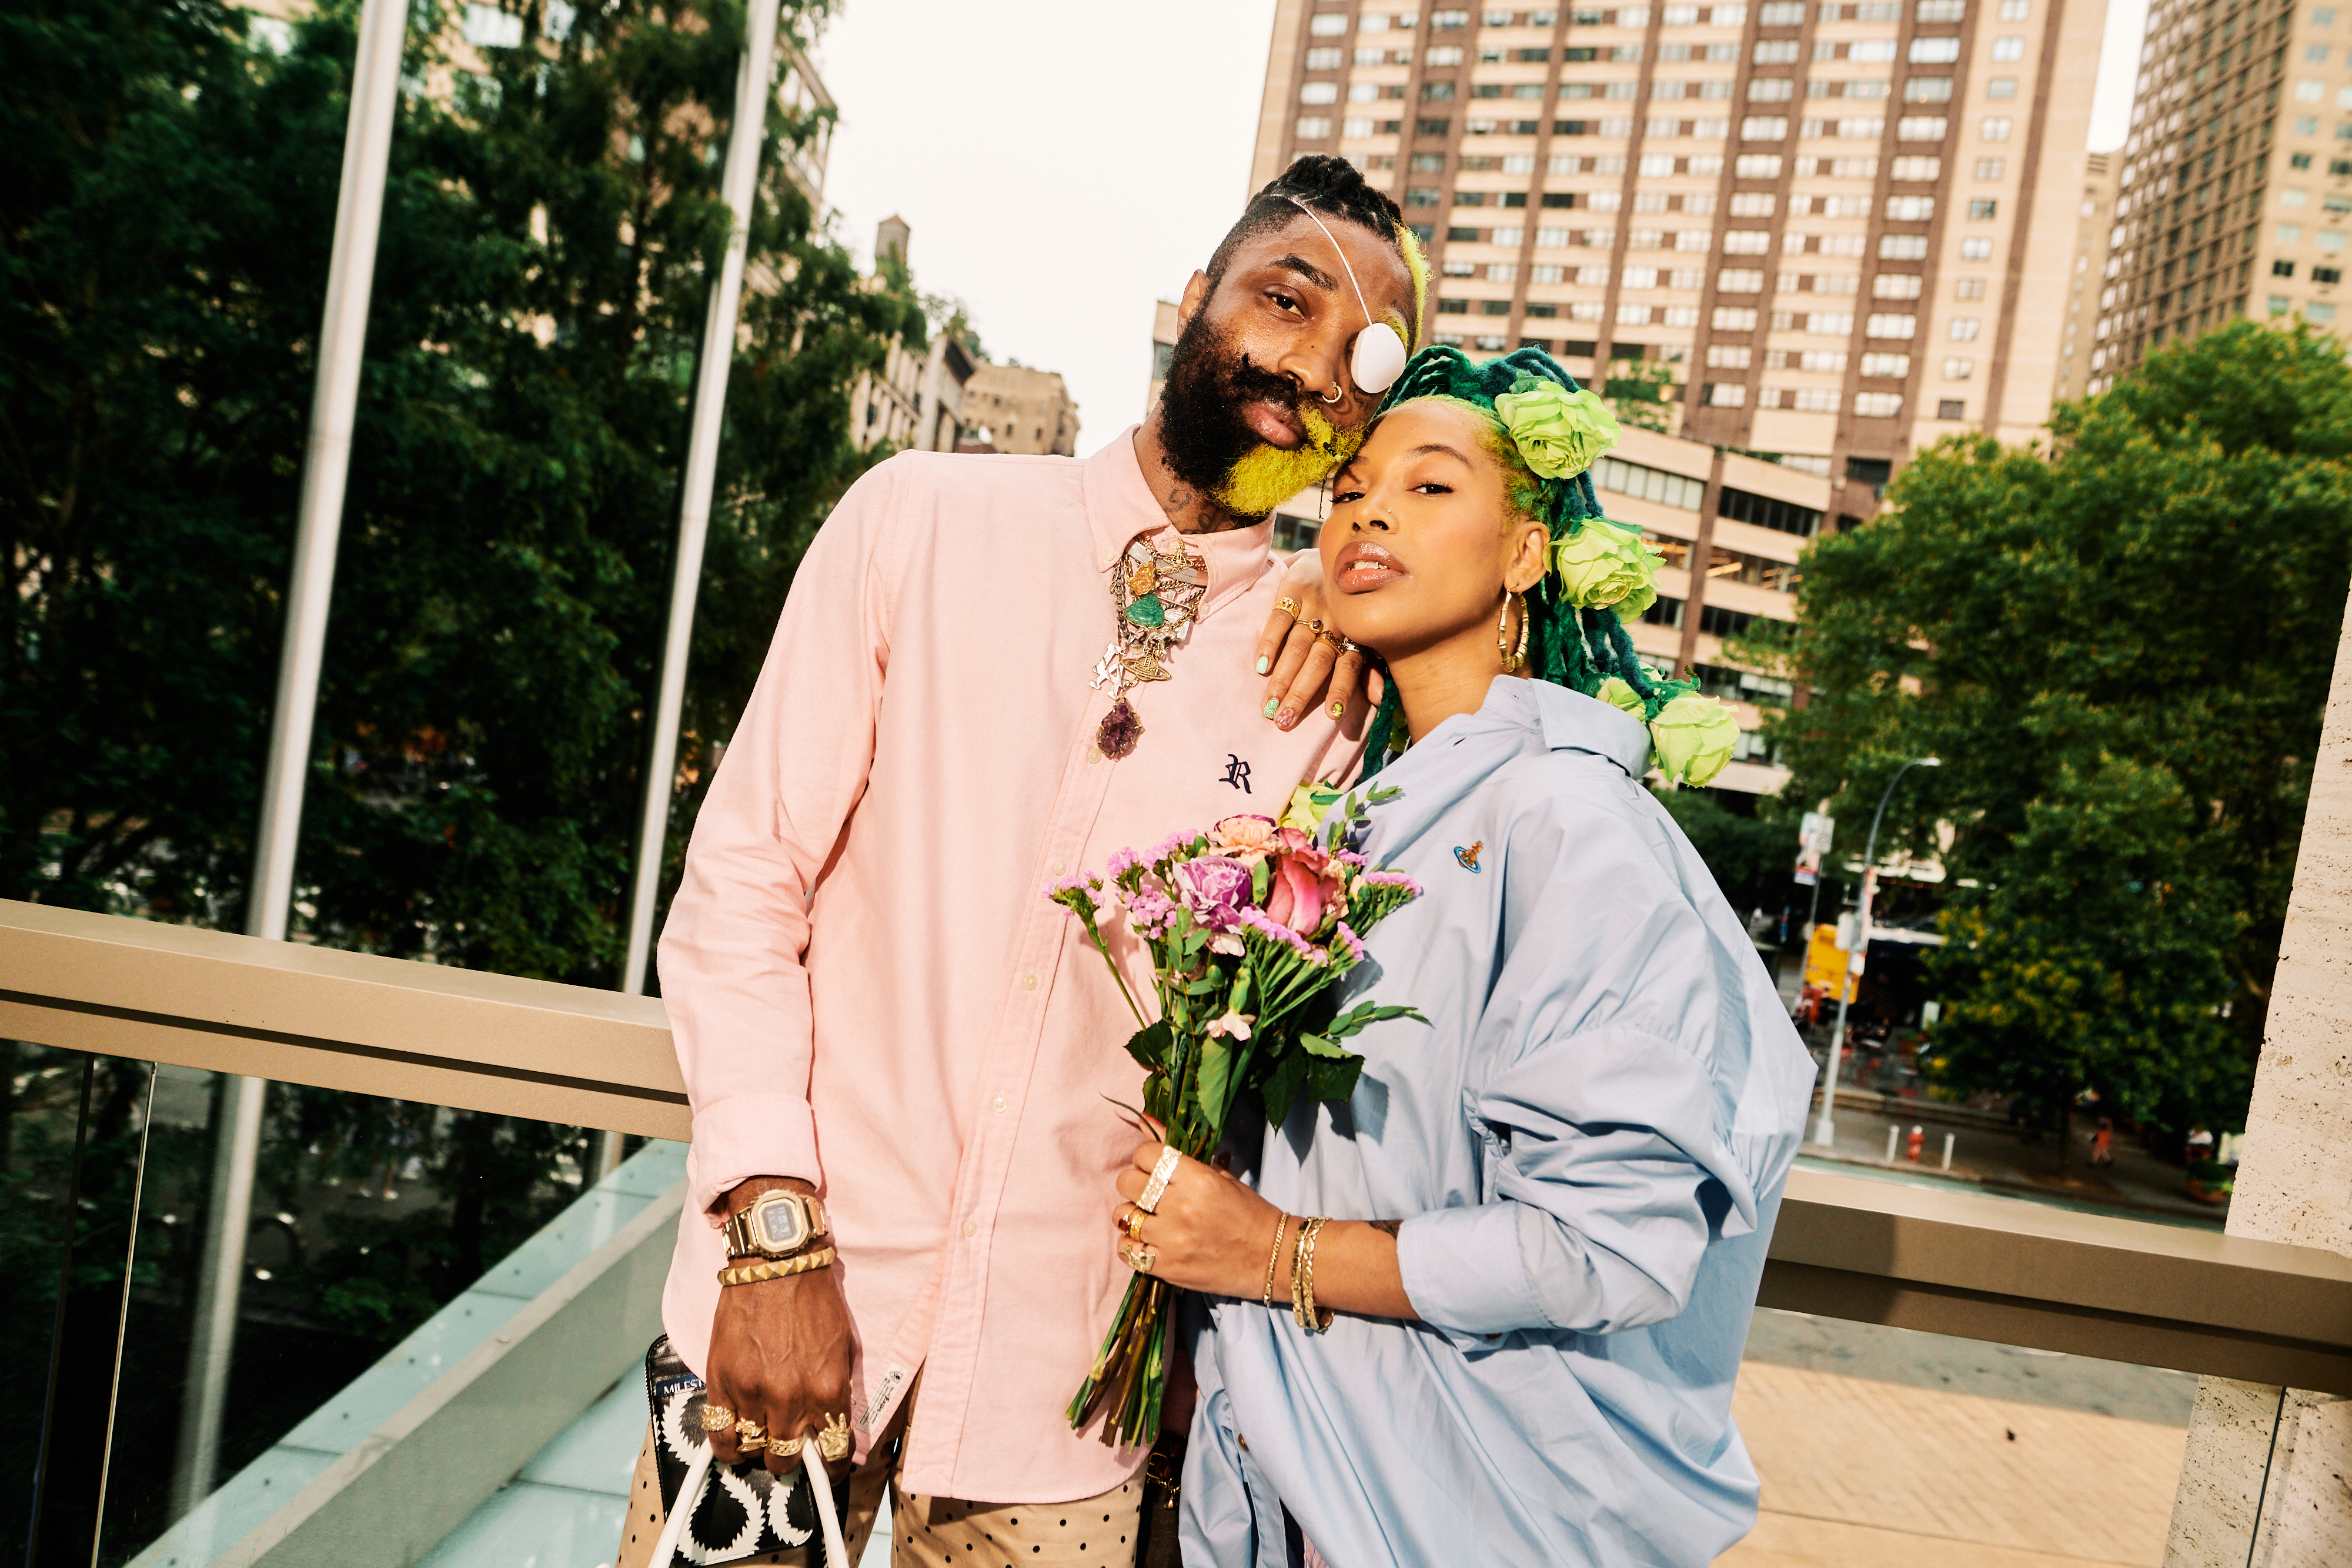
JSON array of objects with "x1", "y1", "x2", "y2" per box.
[{"x1": 1181, "y1": 676, "x2": 1817, "y2": 1568}]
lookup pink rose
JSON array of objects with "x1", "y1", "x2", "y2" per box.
[{"x1": 1264, "y1": 851, "x2": 1347, "y2": 938}]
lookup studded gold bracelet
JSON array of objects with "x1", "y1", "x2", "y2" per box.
[
  {"x1": 1291, "y1": 1217, "x2": 1333, "y2": 1333},
  {"x1": 717, "y1": 1246, "x2": 837, "y2": 1287}
]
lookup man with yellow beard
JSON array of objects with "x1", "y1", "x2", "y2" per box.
[{"x1": 619, "y1": 155, "x2": 1428, "y2": 1568}]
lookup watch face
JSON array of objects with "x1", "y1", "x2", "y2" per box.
[{"x1": 755, "y1": 1198, "x2": 810, "y2": 1253}]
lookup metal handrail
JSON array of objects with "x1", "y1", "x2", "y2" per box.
[{"x1": 7, "y1": 897, "x2": 2350, "y2": 1394}]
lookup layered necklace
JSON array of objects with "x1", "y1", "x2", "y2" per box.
[{"x1": 1089, "y1": 531, "x2": 1207, "y2": 759}]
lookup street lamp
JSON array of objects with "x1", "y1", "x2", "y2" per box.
[{"x1": 1813, "y1": 755, "x2": 1941, "y2": 1149}]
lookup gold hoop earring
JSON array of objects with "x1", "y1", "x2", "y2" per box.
[{"x1": 1498, "y1": 590, "x2": 1529, "y2": 672}]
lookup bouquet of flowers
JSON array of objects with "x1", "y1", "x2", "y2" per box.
[{"x1": 1045, "y1": 798, "x2": 1425, "y2": 1447}]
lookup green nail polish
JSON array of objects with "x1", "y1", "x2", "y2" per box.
[
  {"x1": 1263, "y1": 699, "x2": 1280, "y2": 719},
  {"x1": 1255, "y1": 657, "x2": 1271, "y2": 676}
]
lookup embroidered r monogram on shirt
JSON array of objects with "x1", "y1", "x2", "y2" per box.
[{"x1": 1222, "y1": 755, "x2": 1253, "y2": 793}]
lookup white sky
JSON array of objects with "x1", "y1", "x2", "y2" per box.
[{"x1": 815, "y1": 0, "x2": 2150, "y2": 460}]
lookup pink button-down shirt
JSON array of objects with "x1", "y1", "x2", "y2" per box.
[{"x1": 657, "y1": 431, "x2": 1362, "y2": 1504}]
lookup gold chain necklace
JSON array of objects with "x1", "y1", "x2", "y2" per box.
[{"x1": 1089, "y1": 532, "x2": 1207, "y2": 758}]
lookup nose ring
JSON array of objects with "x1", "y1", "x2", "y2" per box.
[{"x1": 1321, "y1": 384, "x2": 1344, "y2": 404}]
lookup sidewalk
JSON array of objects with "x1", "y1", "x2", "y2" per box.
[{"x1": 1720, "y1": 1309, "x2": 2196, "y2": 1567}]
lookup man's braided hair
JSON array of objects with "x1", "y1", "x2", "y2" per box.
[
  {"x1": 1207, "y1": 155, "x2": 1429, "y2": 344},
  {"x1": 1357, "y1": 345, "x2": 1701, "y2": 771}
]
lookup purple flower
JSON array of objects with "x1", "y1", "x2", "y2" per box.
[
  {"x1": 1125, "y1": 885, "x2": 1178, "y2": 938},
  {"x1": 1333, "y1": 921, "x2": 1367, "y2": 962},
  {"x1": 1170, "y1": 855, "x2": 1253, "y2": 932},
  {"x1": 1364, "y1": 870, "x2": 1422, "y2": 894},
  {"x1": 1105, "y1": 847, "x2": 1140, "y2": 880},
  {"x1": 1237, "y1": 905, "x2": 1317, "y2": 960}
]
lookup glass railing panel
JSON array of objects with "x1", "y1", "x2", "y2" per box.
[
  {"x1": 1, "y1": 1045, "x2": 154, "y2": 1567},
  {"x1": 93, "y1": 1071, "x2": 663, "y2": 1567}
]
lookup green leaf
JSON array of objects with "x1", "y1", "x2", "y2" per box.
[
  {"x1": 1124, "y1": 1021, "x2": 1172, "y2": 1071},
  {"x1": 1298, "y1": 1032, "x2": 1346, "y2": 1058},
  {"x1": 1301, "y1": 1052, "x2": 1365, "y2": 1105},
  {"x1": 1197, "y1": 1038, "x2": 1234, "y2": 1139},
  {"x1": 1260, "y1": 1050, "x2": 1309, "y2": 1132}
]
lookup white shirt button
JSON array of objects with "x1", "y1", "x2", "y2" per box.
[
  {"x1": 962, "y1": 1219, "x2": 978, "y2": 1238},
  {"x1": 1050, "y1": 859, "x2": 1067, "y2": 875},
  {"x1": 1021, "y1": 973, "x2": 1038, "y2": 991},
  {"x1": 992, "y1": 1095, "x2": 1008, "y2": 1113}
]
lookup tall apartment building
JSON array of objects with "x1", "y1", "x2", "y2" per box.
[
  {"x1": 1252, "y1": 0, "x2": 2104, "y2": 526},
  {"x1": 965, "y1": 364, "x2": 1082, "y2": 455},
  {"x1": 2091, "y1": 0, "x2": 2341, "y2": 392},
  {"x1": 850, "y1": 218, "x2": 980, "y2": 453},
  {"x1": 2054, "y1": 149, "x2": 2120, "y2": 402}
]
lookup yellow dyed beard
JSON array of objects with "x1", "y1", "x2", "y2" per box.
[{"x1": 1209, "y1": 404, "x2": 1367, "y2": 520}]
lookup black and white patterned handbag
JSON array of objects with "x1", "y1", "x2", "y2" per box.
[{"x1": 642, "y1": 1334, "x2": 851, "y2": 1566}]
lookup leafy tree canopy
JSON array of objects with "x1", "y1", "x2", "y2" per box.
[
  {"x1": 1, "y1": 0, "x2": 921, "y2": 985},
  {"x1": 1760, "y1": 321, "x2": 2352, "y2": 1132}
]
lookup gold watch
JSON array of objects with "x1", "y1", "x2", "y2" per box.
[{"x1": 722, "y1": 1189, "x2": 830, "y2": 1261}]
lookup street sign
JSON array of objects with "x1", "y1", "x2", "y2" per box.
[{"x1": 1794, "y1": 810, "x2": 1835, "y2": 884}]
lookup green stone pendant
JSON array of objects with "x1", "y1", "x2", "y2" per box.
[{"x1": 1125, "y1": 593, "x2": 1166, "y2": 628}]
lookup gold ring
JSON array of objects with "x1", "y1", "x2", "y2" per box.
[
  {"x1": 1122, "y1": 1208, "x2": 1148, "y2": 1242},
  {"x1": 737, "y1": 1432, "x2": 769, "y2": 1455},
  {"x1": 699, "y1": 1403, "x2": 737, "y2": 1433},
  {"x1": 1274, "y1": 597, "x2": 1302, "y2": 620},
  {"x1": 1319, "y1": 627, "x2": 1351, "y2": 651},
  {"x1": 769, "y1": 1433, "x2": 803, "y2": 1459},
  {"x1": 1120, "y1": 1241, "x2": 1158, "y2": 1274},
  {"x1": 735, "y1": 1418, "x2": 766, "y2": 1443},
  {"x1": 818, "y1": 1413, "x2": 853, "y2": 1463}
]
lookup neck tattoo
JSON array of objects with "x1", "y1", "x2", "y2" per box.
[{"x1": 1090, "y1": 531, "x2": 1207, "y2": 759}]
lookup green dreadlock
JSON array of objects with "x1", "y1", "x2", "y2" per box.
[{"x1": 1355, "y1": 345, "x2": 1713, "y2": 775}]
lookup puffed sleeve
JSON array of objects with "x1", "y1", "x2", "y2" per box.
[{"x1": 1394, "y1": 763, "x2": 1759, "y2": 1343}]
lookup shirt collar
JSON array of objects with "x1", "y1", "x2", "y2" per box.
[
  {"x1": 1531, "y1": 678, "x2": 1653, "y2": 780},
  {"x1": 1084, "y1": 427, "x2": 1277, "y2": 619}
]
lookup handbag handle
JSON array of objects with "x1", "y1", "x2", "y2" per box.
[{"x1": 646, "y1": 1442, "x2": 852, "y2": 1567}]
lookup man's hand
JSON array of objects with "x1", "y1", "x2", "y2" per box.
[
  {"x1": 1255, "y1": 550, "x2": 1377, "y2": 731},
  {"x1": 704, "y1": 1177, "x2": 857, "y2": 1479}
]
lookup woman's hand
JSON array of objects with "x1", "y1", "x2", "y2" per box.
[
  {"x1": 1255, "y1": 551, "x2": 1377, "y2": 731},
  {"x1": 1114, "y1": 1139, "x2": 1284, "y2": 1299}
]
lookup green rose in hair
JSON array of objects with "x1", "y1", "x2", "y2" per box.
[
  {"x1": 1595, "y1": 676, "x2": 1645, "y2": 717},
  {"x1": 1552, "y1": 516, "x2": 1663, "y2": 621},
  {"x1": 1648, "y1": 693, "x2": 1741, "y2": 787},
  {"x1": 1492, "y1": 376, "x2": 1620, "y2": 479}
]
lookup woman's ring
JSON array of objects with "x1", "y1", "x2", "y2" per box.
[
  {"x1": 1274, "y1": 597, "x2": 1302, "y2": 620},
  {"x1": 699, "y1": 1403, "x2": 737, "y2": 1433},
  {"x1": 1120, "y1": 1241, "x2": 1159, "y2": 1274},
  {"x1": 1137, "y1": 1146, "x2": 1182, "y2": 1212},
  {"x1": 1121, "y1": 1207, "x2": 1147, "y2": 1241},
  {"x1": 818, "y1": 1413, "x2": 853, "y2": 1463}
]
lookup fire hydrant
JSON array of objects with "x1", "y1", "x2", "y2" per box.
[{"x1": 1906, "y1": 1125, "x2": 1925, "y2": 1163}]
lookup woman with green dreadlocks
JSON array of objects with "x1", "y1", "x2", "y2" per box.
[{"x1": 1107, "y1": 347, "x2": 1817, "y2": 1566}]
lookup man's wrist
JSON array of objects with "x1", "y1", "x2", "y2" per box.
[{"x1": 721, "y1": 1174, "x2": 817, "y2": 1219}]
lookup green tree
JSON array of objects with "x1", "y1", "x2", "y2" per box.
[
  {"x1": 1765, "y1": 321, "x2": 2352, "y2": 1132},
  {"x1": 1, "y1": 0, "x2": 920, "y2": 980},
  {"x1": 1603, "y1": 356, "x2": 1677, "y2": 432},
  {"x1": 1926, "y1": 753, "x2": 2245, "y2": 1139}
]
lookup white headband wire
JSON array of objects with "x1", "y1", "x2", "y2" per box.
[{"x1": 1288, "y1": 196, "x2": 1379, "y2": 332}]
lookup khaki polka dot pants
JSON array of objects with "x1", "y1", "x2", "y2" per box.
[{"x1": 613, "y1": 1427, "x2": 1144, "y2": 1568}]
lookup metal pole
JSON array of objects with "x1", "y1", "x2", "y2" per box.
[
  {"x1": 171, "y1": 0, "x2": 410, "y2": 1522},
  {"x1": 1813, "y1": 757, "x2": 1939, "y2": 1149},
  {"x1": 603, "y1": 1, "x2": 783, "y2": 1177}
]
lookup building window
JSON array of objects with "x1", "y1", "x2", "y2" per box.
[
  {"x1": 2317, "y1": 268, "x2": 2345, "y2": 284},
  {"x1": 1936, "y1": 398, "x2": 1965, "y2": 419},
  {"x1": 2269, "y1": 295, "x2": 2293, "y2": 315},
  {"x1": 1943, "y1": 356, "x2": 1974, "y2": 379},
  {"x1": 1860, "y1": 352, "x2": 1910, "y2": 377},
  {"x1": 1866, "y1": 312, "x2": 1917, "y2": 337},
  {"x1": 1968, "y1": 198, "x2": 1998, "y2": 219},
  {"x1": 1297, "y1": 117, "x2": 1334, "y2": 138},
  {"x1": 1955, "y1": 277, "x2": 1986, "y2": 299},
  {"x1": 2276, "y1": 260, "x2": 2298, "y2": 278},
  {"x1": 2293, "y1": 152, "x2": 2316, "y2": 170},
  {"x1": 2310, "y1": 302, "x2": 2340, "y2": 323},
  {"x1": 1593, "y1": 455, "x2": 1709, "y2": 510},
  {"x1": 1986, "y1": 78, "x2": 2018, "y2": 101},
  {"x1": 1960, "y1": 238, "x2": 1993, "y2": 260},
  {"x1": 1909, "y1": 36, "x2": 1960, "y2": 63},
  {"x1": 1853, "y1": 391, "x2": 1903, "y2": 417},
  {"x1": 1949, "y1": 316, "x2": 1982, "y2": 340},
  {"x1": 1302, "y1": 82, "x2": 1340, "y2": 105},
  {"x1": 1438, "y1": 298, "x2": 1470, "y2": 314},
  {"x1": 1974, "y1": 157, "x2": 2006, "y2": 179},
  {"x1": 1981, "y1": 116, "x2": 2013, "y2": 141},
  {"x1": 1716, "y1": 486, "x2": 1822, "y2": 537},
  {"x1": 1447, "y1": 226, "x2": 1482, "y2": 240}
]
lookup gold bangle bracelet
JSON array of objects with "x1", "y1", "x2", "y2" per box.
[
  {"x1": 1291, "y1": 1217, "x2": 1333, "y2": 1333},
  {"x1": 1262, "y1": 1213, "x2": 1291, "y2": 1310},
  {"x1": 717, "y1": 1246, "x2": 838, "y2": 1287}
]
